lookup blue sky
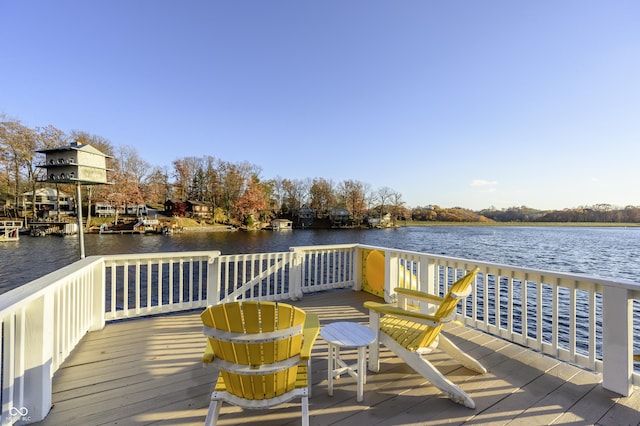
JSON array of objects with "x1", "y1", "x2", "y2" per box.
[{"x1": 1, "y1": 1, "x2": 638, "y2": 210}]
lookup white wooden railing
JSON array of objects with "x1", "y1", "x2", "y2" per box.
[
  {"x1": 361, "y1": 245, "x2": 640, "y2": 397},
  {"x1": 0, "y1": 244, "x2": 638, "y2": 424}
]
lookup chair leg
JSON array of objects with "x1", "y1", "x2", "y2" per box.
[
  {"x1": 204, "y1": 399, "x2": 221, "y2": 426},
  {"x1": 437, "y1": 334, "x2": 487, "y2": 374},
  {"x1": 381, "y1": 335, "x2": 476, "y2": 408},
  {"x1": 301, "y1": 395, "x2": 309, "y2": 426},
  {"x1": 368, "y1": 312, "x2": 381, "y2": 373},
  {"x1": 306, "y1": 360, "x2": 313, "y2": 398}
]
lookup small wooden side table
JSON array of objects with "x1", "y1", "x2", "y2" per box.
[{"x1": 320, "y1": 321, "x2": 376, "y2": 402}]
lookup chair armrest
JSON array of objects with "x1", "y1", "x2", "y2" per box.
[
  {"x1": 395, "y1": 287, "x2": 444, "y2": 304},
  {"x1": 364, "y1": 301, "x2": 441, "y2": 325},
  {"x1": 301, "y1": 313, "x2": 320, "y2": 360}
]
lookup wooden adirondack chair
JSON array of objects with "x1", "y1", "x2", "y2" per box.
[
  {"x1": 201, "y1": 301, "x2": 320, "y2": 426},
  {"x1": 364, "y1": 267, "x2": 485, "y2": 408}
]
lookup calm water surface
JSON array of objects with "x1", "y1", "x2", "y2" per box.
[{"x1": 2, "y1": 226, "x2": 640, "y2": 294}]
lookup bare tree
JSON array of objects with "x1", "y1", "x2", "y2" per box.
[
  {"x1": 112, "y1": 145, "x2": 150, "y2": 218},
  {"x1": 309, "y1": 177, "x2": 335, "y2": 216},
  {"x1": 145, "y1": 166, "x2": 171, "y2": 204},
  {"x1": 0, "y1": 117, "x2": 33, "y2": 216},
  {"x1": 267, "y1": 176, "x2": 286, "y2": 215},
  {"x1": 281, "y1": 178, "x2": 310, "y2": 214},
  {"x1": 375, "y1": 186, "x2": 394, "y2": 220},
  {"x1": 172, "y1": 157, "x2": 200, "y2": 201},
  {"x1": 29, "y1": 125, "x2": 68, "y2": 218},
  {"x1": 337, "y1": 179, "x2": 370, "y2": 225},
  {"x1": 70, "y1": 130, "x2": 114, "y2": 228},
  {"x1": 217, "y1": 160, "x2": 258, "y2": 220},
  {"x1": 389, "y1": 190, "x2": 406, "y2": 225}
]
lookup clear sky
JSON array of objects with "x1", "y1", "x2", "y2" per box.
[{"x1": 1, "y1": 1, "x2": 638, "y2": 211}]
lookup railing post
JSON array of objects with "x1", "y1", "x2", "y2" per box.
[
  {"x1": 289, "y1": 250, "x2": 304, "y2": 300},
  {"x1": 23, "y1": 292, "x2": 54, "y2": 422},
  {"x1": 602, "y1": 284, "x2": 633, "y2": 396},
  {"x1": 384, "y1": 250, "x2": 396, "y2": 303},
  {"x1": 89, "y1": 259, "x2": 105, "y2": 331},
  {"x1": 206, "y1": 253, "x2": 221, "y2": 306},
  {"x1": 419, "y1": 255, "x2": 437, "y2": 295},
  {"x1": 353, "y1": 246, "x2": 364, "y2": 292}
]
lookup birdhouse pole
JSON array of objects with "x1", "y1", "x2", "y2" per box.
[{"x1": 76, "y1": 181, "x2": 86, "y2": 258}]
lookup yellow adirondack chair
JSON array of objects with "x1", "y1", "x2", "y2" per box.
[
  {"x1": 201, "y1": 301, "x2": 319, "y2": 426},
  {"x1": 364, "y1": 267, "x2": 486, "y2": 408}
]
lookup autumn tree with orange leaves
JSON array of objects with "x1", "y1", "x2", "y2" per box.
[{"x1": 232, "y1": 179, "x2": 269, "y2": 226}]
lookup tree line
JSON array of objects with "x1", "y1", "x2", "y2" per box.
[
  {"x1": 0, "y1": 115, "x2": 406, "y2": 226},
  {"x1": 410, "y1": 204, "x2": 640, "y2": 224},
  {"x1": 3, "y1": 114, "x2": 638, "y2": 226}
]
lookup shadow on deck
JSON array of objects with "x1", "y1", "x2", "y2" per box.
[{"x1": 36, "y1": 289, "x2": 639, "y2": 425}]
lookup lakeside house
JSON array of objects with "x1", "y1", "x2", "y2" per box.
[
  {"x1": 20, "y1": 187, "x2": 74, "y2": 215},
  {"x1": 367, "y1": 212, "x2": 392, "y2": 228},
  {"x1": 186, "y1": 200, "x2": 212, "y2": 218},
  {"x1": 94, "y1": 202, "x2": 148, "y2": 217},
  {"x1": 296, "y1": 204, "x2": 314, "y2": 228},
  {"x1": 329, "y1": 207, "x2": 350, "y2": 227},
  {"x1": 163, "y1": 199, "x2": 212, "y2": 218}
]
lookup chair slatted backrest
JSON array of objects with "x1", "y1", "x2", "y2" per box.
[
  {"x1": 201, "y1": 301, "x2": 307, "y2": 400},
  {"x1": 415, "y1": 268, "x2": 479, "y2": 348}
]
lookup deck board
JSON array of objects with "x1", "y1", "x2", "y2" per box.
[{"x1": 36, "y1": 289, "x2": 639, "y2": 425}]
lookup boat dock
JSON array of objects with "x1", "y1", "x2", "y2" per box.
[
  {"x1": 3, "y1": 245, "x2": 639, "y2": 425},
  {"x1": 0, "y1": 219, "x2": 22, "y2": 241},
  {"x1": 36, "y1": 289, "x2": 639, "y2": 425},
  {"x1": 28, "y1": 221, "x2": 78, "y2": 237}
]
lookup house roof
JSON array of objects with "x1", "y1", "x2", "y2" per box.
[
  {"x1": 37, "y1": 142, "x2": 112, "y2": 158},
  {"x1": 186, "y1": 200, "x2": 209, "y2": 206}
]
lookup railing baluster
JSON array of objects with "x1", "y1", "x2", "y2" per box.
[
  {"x1": 178, "y1": 259, "x2": 184, "y2": 305},
  {"x1": 507, "y1": 274, "x2": 513, "y2": 336},
  {"x1": 536, "y1": 277, "x2": 543, "y2": 351},
  {"x1": 483, "y1": 271, "x2": 490, "y2": 329},
  {"x1": 552, "y1": 278, "x2": 559, "y2": 356},
  {"x1": 570, "y1": 281, "x2": 577, "y2": 363},
  {"x1": 588, "y1": 289, "x2": 596, "y2": 369}
]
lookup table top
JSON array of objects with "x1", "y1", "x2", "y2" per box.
[{"x1": 320, "y1": 321, "x2": 376, "y2": 347}]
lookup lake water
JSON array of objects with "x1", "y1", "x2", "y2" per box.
[{"x1": 2, "y1": 225, "x2": 640, "y2": 294}]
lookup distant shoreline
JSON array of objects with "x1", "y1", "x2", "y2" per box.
[
  {"x1": 401, "y1": 221, "x2": 640, "y2": 228},
  {"x1": 177, "y1": 221, "x2": 640, "y2": 232}
]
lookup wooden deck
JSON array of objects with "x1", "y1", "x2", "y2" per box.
[{"x1": 37, "y1": 289, "x2": 640, "y2": 426}]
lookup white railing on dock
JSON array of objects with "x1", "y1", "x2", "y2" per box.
[
  {"x1": 0, "y1": 243, "x2": 638, "y2": 424},
  {"x1": 0, "y1": 257, "x2": 104, "y2": 425},
  {"x1": 103, "y1": 251, "x2": 220, "y2": 320},
  {"x1": 363, "y1": 244, "x2": 640, "y2": 397}
]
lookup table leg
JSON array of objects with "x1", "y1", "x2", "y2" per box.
[
  {"x1": 356, "y1": 345, "x2": 366, "y2": 402},
  {"x1": 328, "y1": 344, "x2": 335, "y2": 396}
]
